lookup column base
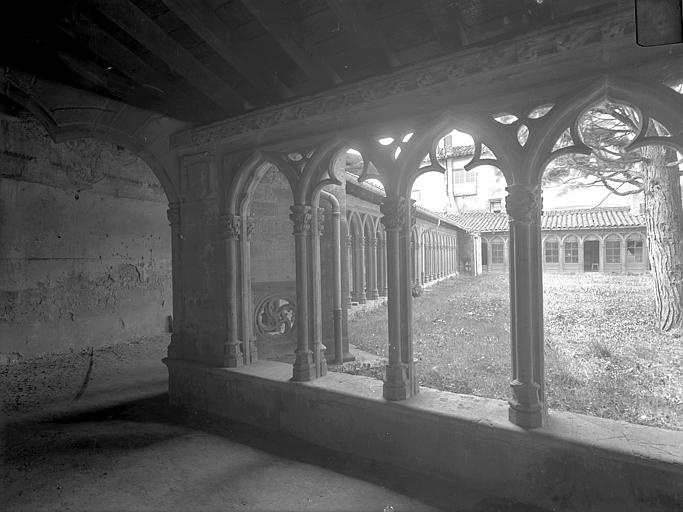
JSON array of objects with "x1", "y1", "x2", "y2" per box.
[
  {"x1": 367, "y1": 289, "x2": 380, "y2": 300},
  {"x1": 292, "y1": 349, "x2": 316, "y2": 381},
  {"x1": 223, "y1": 340, "x2": 244, "y2": 368},
  {"x1": 383, "y1": 363, "x2": 413, "y2": 401},
  {"x1": 249, "y1": 340, "x2": 258, "y2": 365},
  {"x1": 508, "y1": 379, "x2": 543, "y2": 428},
  {"x1": 166, "y1": 333, "x2": 183, "y2": 359}
]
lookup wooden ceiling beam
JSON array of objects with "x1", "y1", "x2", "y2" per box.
[
  {"x1": 58, "y1": 15, "x2": 208, "y2": 120},
  {"x1": 240, "y1": 0, "x2": 341, "y2": 87},
  {"x1": 324, "y1": 0, "x2": 399, "y2": 68},
  {"x1": 160, "y1": 0, "x2": 292, "y2": 101},
  {"x1": 91, "y1": 0, "x2": 251, "y2": 115},
  {"x1": 421, "y1": 0, "x2": 469, "y2": 49}
]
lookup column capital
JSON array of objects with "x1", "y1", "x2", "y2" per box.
[
  {"x1": 358, "y1": 236, "x2": 366, "y2": 246},
  {"x1": 166, "y1": 205, "x2": 180, "y2": 227},
  {"x1": 380, "y1": 196, "x2": 407, "y2": 230},
  {"x1": 220, "y1": 214, "x2": 241, "y2": 240},
  {"x1": 290, "y1": 205, "x2": 312, "y2": 235},
  {"x1": 505, "y1": 184, "x2": 541, "y2": 222}
]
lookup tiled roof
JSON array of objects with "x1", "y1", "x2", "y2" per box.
[{"x1": 446, "y1": 206, "x2": 645, "y2": 233}]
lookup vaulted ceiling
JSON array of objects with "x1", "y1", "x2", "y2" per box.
[{"x1": 0, "y1": 0, "x2": 615, "y2": 126}]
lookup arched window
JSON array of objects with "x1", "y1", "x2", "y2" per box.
[
  {"x1": 490, "y1": 238, "x2": 505, "y2": 265},
  {"x1": 564, "y1": 236, "x2": 579, "y2": 264},
  {"x1": 544, "y1": 237, "x2": 559, "y2": 263},
  {"x1": 626, "y1": 234, "x2": 644, "y2": 263},
  {"x1": 605, "y1": 235, "x2": 621, "y2": 264}
]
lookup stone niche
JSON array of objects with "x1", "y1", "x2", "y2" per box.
[{"x1": 0, "y1": 108, "x2": 171, "y2": 360}]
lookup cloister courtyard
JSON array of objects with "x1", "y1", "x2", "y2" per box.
[{"x1": 343, "y1": 272, "x2": 682, "y2": 432}]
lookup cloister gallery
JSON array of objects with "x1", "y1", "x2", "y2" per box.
[{"x1": 1, "y1": 1, "x2": 682, "y2": 510}]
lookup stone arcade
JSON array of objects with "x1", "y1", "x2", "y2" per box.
[{"x1": 1, "y1": 1, "x2": 682, "y2": 510}]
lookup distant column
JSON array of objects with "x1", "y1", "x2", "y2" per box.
[
  {"x1": 357, "y1": 236, "x2": 367, "y2": 303},
  {"x1": 367, "y1": 235, "x2": 380, "y2": 300}
]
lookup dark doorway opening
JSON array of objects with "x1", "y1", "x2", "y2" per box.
[
  {"x1": 481, "y1": 241, "x2": 488, "y2": 268},
  {"x1": 584, "y1": 240, "x2": 600, "y2": 271}
]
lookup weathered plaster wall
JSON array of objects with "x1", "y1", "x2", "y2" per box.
[{"x1": 0, "y1": 110, "x2": 171, "y2": 360}]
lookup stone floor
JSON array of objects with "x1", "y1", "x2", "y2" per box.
[{"x1": 1, "y1": 335, "x2": 547, "y2": 512}]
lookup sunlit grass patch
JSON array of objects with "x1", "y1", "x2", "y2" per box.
[{"x1": 342, "y1": 273, "x2": 682, "y2": 431}]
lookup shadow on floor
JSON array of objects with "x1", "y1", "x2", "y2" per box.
[{"x1": 2, "y1": 394, "x2": 551, "y2": 512}]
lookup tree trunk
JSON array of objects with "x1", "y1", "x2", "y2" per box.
[{"x1": 643, "y1": 146, "x2": 683, "y2": 332}]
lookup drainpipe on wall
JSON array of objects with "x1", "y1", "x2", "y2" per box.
[{"x1": 320, "y1": 190, "x2": 343, "y2": 364}]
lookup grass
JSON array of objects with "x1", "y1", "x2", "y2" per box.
[{"x1": 342, "y1": 273, "x2": 683, "y2": 431}]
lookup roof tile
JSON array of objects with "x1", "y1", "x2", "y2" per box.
[{"x1": 446, "y1": 206, "x2": 645, "y2": 233}]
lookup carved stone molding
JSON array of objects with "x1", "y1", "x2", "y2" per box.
[
  {"x1": 345, "y1": 235, "x2": 353, "y2": 248},
  {"x1": 370, "y1": 238, "x2": 378, "y2": 248},
  {"x1": 221, "y1": 214, "x2": 241, "y2": 240},
  {"x1": 317, "y1": 208, "x2": 325, "y2": 236},
  {"x1": 290, "y1": 205, "x2": 312, "y2": 235},
  {"x1": 181, "y1": 8, "x2": 633, "y2": 147},
  {"x1": 505, "y1": 185, "x2": 541, "y2": 222},
  {"x1": 380, "y1": 197, "x2": 407, "y2": 230},
  {"x1": 245, "y1": 216, "x2": 256, "y2": 240}
]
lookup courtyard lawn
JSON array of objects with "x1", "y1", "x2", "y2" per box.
[{"x1": 342, "y1": 273, "x2": 682, "y2": 431}]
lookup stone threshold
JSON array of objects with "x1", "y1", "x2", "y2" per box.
[{"x1": 165, "y1": 358, "x2": 683, "y2": 511}]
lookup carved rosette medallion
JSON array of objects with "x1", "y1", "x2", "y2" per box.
[
  {"x1": 255, "y1": 296, "x2": 296, "y2": 338},
  {"x1": 221, "y1": 214, "x2": 241, "y2": 240},
  {"x1": 505, "y1": 185, "x2": 541, "y2": 222},
  {"x1": 290, "y1": 205, "x2": 312, "y2": 235},
  {"x1": 380, "y1": 197, "x2": 407, "y2": 230}
]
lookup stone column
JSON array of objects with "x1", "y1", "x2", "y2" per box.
[
  {"x1": 381, "y1": 196, "x2": 413, "y2": 400},
  {"x1": 357, "y1": 236, "x2": 367, "y2": 303},
  {"x1": 241, "y1": 216, "x2": 257, "y2": 364},
  {"x1": 166, "y1": 204, "x2": 183, "y2": 359},
  {"x1": 309, "y1": 208, "x2": 328, "y2": 378},
  {"x1": 367, "y1": 236, "x2": 380, "y2": 300},
  {"x1": 506, "y1": 184, "x2": 544, "y2": 428},
  {"x1": 345, "y1": 234, "x2": 354, "y2": 306},
  {"x1": 290, "y1": 205, "x2": 316, "y2": 381},
  {"x1": 221, "y1": 214, "x2": 244, "y2": 367},
  {"x1": 380, "y1": 238, "x2": 388, "y2": 296}
]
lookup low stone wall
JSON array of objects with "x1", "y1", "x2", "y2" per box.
[{"x1": 164, "y1": 359, "x2": 683, "y2": 512}]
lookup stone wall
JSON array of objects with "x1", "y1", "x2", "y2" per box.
[{"x1": 0, "y1": 109, "x2": 171, "y2": 360}]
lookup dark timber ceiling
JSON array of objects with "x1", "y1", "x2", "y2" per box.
[{"x1": 0, "y1": 0, "x2": 615, "y2": 126}]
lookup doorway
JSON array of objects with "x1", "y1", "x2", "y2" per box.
[{"x1": 584, "y1": 240, "x2": 600, "y2": 271}]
